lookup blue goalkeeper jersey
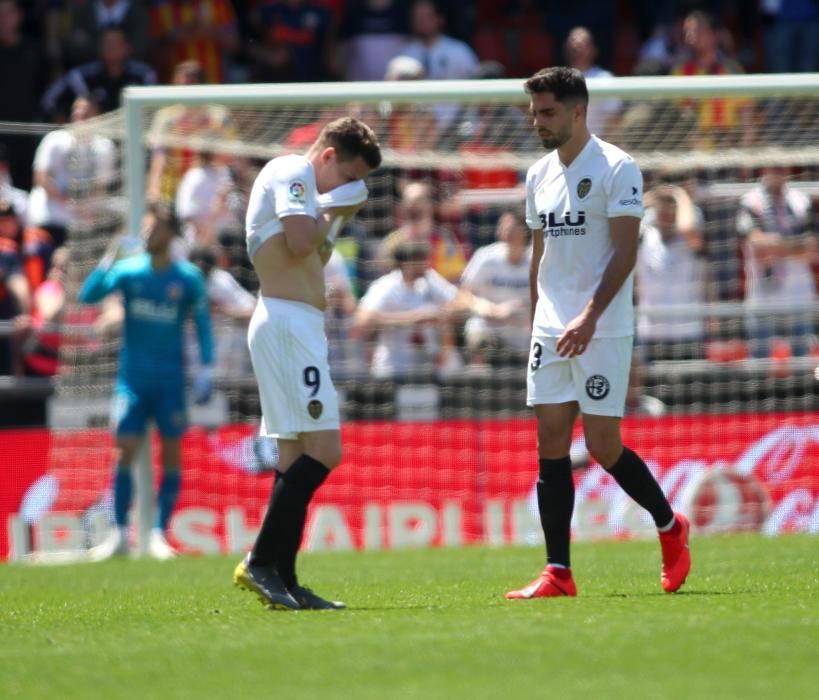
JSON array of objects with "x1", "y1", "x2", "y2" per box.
[{"x1": 79, "y1": 254, "x2": 213, "y2": 389}]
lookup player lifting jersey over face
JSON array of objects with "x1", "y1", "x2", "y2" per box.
[
  {"x1": 234, "y1": 117, "x2": 382, "y2": 611},
  {"x1": 505, "y1": 67, "x2": 691, "y2": 601}
]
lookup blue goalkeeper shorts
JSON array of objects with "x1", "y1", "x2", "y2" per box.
[{"x1": 111, "y1": 382, "x2": 187, "y2": 438}]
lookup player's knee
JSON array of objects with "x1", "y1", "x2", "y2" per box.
[
  {"x1": 536, "y1": 422, "x2": 572, "y2": 457},
  {"x1": 584, "y1": 434, "x2": 622, "y2": 469},
  {"x1": 302, "y1": 434, "x2": 343, "y2": 470}
]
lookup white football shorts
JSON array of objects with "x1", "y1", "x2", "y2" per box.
[
  {"x1": 526, "y1": 335, "x2": 634, "y2": 417},
  {"x1": 248, "y1": 296, "x2": 340, "y2": 439}
]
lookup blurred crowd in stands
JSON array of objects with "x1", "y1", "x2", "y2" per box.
[{"x1": 0, "y1": 0, "x2": 817, "y2": 401}]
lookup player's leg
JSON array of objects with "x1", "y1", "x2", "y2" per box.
[
  {"x1": 237, "y1": 297, "x2": 343, "y2": 609},
  {"x1": 148, "y1": 385, "x2": 188, "y2": 559},
  {"x1": 507, "y1": 339, "x2": 579, "y2": 599},
  {"x1": 577, "y1": 337, "x2": 690, "y2": 592},
  {"x1": 248, "y1": 432, "x2": 345, "y2": 609},
  {"x1": 90, "y1": 386, "x2": 145, "y2": 560}
]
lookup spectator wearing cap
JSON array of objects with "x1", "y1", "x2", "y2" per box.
[{"x1": 381, "y1": 55, "x2": 440, "y2": 152}]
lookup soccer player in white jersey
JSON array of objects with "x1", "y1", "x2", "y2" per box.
[
  {"x1": 505, "y1": 67, "x2": 691, "y2": 600},
  {"x1": 233, "y1": 117, "x2": 382, "y2": 611}
]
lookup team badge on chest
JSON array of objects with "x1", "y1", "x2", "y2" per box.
[{"x1": 577, "y1": 177, "x2": 592, "y2": 199}]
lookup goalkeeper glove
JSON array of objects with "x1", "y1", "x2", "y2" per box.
[
  {"x1": 192, "y1": 366, "x2": 215, "y2": 405},
  {"x1": 99, "y1": 234, "x2": 143, "y2": 271}
]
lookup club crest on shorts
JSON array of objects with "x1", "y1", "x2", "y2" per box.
[
  {"x1": 288, "y1": 180, "x2": 306, "y2": 202},
  {"x1": 577, "y1": 177, "x2": 592, "y2": 199},
  {"x1": 585, "y1": 374, "x2": 610, "y2": 400},
  {"x1": 307, "y1": 399, "x2": 323, "y2": 419}
]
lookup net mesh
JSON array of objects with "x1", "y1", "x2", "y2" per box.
[{"x1": 11, "y1": 78, "x2": 819, "y2": 558}]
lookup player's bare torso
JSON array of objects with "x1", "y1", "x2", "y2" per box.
[{"x1": 253, "y1": 233, "x2": 327, "y2": 312}]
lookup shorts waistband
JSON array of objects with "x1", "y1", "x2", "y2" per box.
[{"x1": 259, "y1": 296, "x2": 325, "y2": 321}]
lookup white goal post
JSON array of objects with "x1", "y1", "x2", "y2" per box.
[{"x1": 123, "y1": 72, "x2": 819, "y2": 235}]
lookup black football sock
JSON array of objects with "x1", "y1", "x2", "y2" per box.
[
  {"x1": 606, "y1": 447, "x2": 674, "y2": 528},
  {"x1": 250, "y1": 454, "x2": 329, "y2": 588},
  {"x1": 537, "y1": 457, "x2": 575, "y2": 568}
]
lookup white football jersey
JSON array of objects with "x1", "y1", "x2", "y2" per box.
[
  {"x1": 460, "y1": 241, "x2": 531, "y2": 304},
  {"x1": 359, "y1": 269, "x2": 458, "y2": 377},
  {"x1": 525, "y1": 135, "x2": 643, "y2": 338},
  {"x1": 245, "y1": 154, "x2": 318, "y2": 258}
]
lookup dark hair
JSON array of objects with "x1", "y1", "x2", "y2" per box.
[
  {"x1": 317, "y1": 117, "x2": 382, "y2": 170},
  {"x1": 146, "y1": 200, "x2": 180, "y2": 236},
  {"x1": 393, "y1": 239, "x2": 430, "y2": 264},
  {"x1": 524, "y1": 66, "x2": 588, "y2": 106},
  {"x1": 189, "y1": 245, "x2": 217, "y2": 275}
]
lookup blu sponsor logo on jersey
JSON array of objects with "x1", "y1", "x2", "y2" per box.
[{"x1": 539, "y1": 210, "x2": 587, "y2": 237}]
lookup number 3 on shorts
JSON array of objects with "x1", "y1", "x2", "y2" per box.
[{"x1": 530, "y1": 341, "x2": 543, "y2": 371}]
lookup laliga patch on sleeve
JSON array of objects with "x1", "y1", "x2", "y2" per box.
[{"x1": 288, "y1": 180, "x2": 306, "y2": 202}]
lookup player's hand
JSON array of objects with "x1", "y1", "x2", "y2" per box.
[
  {"x1": 193, "y1": 366, "x2": 215, "y2": 405},
  {"x1": 556, "y1": 313, "x2": 597, "y2": 358},
  {"x1": 100, "y1": 234, "x2": 142, "y2": 270}
]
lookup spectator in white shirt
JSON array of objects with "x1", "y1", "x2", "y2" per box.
[
  {"x1": 28, "y1": 96, "x2": 115, "y2": 250},
  {"x1": 355, "y1": 239, "x2": 515, "y2": 378},
  {"x1": 175, "y1": 152, "x2": 238, "y2": 249},
  {"x1": 636, "y1": 185, "x2": 709, "y2": 363},
  {"x1": 460, "y1": 210, "x2": 530, "y2": 366},
  {"x1": 354, "y1": 239, "x2": 459, "y2": 378}
]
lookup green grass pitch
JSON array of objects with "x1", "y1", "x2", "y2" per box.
[{"x1": 1, "y1": 534, "x2": 817, "y2": 700}]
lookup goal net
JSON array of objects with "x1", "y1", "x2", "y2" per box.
[{"x1": 8, "y1": 74, "x2": 819, "y2": 561}]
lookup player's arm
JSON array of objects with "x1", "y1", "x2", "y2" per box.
[
  {"x1": 190, "y1": 270, "x2": 216, "y2": 404},
  {"x1": 353, "y1": 304, "x2": 440, "y2": 331},
  {"x1": 191, "y1": 273, "x2": 215, "y2": 367},
  {"x1": 316, "y1": 183, "x2": 369, "y2": 264},
  {"x1": 77, "y1": 237, "x2": 128, "y2": 303},
  {"x1": 556, "y1": 216, "x2": 639, "y2": 358},
  {"x1": 529, "y1": 228, "x2": 543, "y2": 329}
]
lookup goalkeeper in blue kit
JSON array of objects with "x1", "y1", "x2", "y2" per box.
[{"x1": 79, "y1": 201, "x2": 214, "y2": 560}]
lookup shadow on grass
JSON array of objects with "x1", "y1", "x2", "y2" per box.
[{"x1": 599, "y1": 588, "x2": 762, "y2": 598}]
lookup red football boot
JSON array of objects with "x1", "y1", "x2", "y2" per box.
[
  {"x1": 505, "y1": 565, "x2": 577, "y2": 599},
  {"x1": 659, "y1": 512, "x2": 691, "y2": 593}
]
